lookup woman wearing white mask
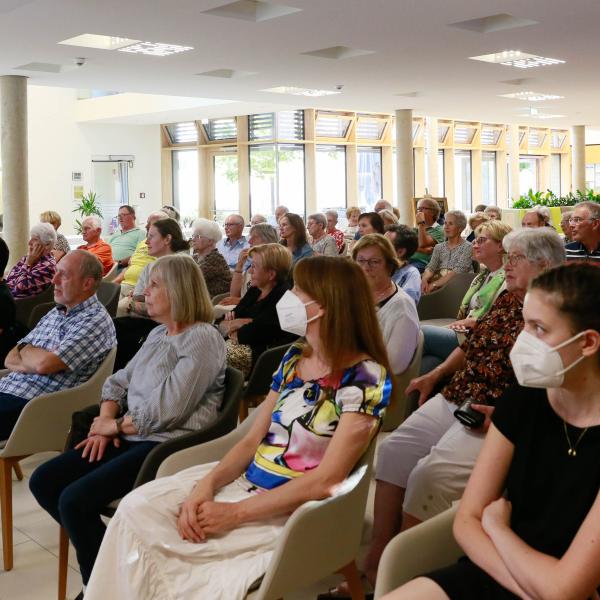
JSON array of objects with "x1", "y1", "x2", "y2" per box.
[
  {"x1": 386, "y1": 263, "x2": 600, "y2": 600},
  {"x1": 85, "y1": 256, "x2": 393, "y2": 600}
]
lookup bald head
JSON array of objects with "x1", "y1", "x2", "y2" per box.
[{"x1": 146, "y1": 211, "x2": 169, "y2": 232}]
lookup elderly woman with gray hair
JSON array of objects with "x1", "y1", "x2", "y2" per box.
[
  {"x1": 191, "y1": 218, "x2": 232, "y2": 297},
  {"x1": 6, "y1": 222, "x2": 57, "y2": 298},
  {"x1": 421, "y1": 210, "x2": 473, "y2": 294},
  {"x1": 307, "y1": 213, "x2": 338, "y2": 256}
]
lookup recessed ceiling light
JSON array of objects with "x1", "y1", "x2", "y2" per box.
[
  {"x1": 262, "y1": 86, "x2": 341, "y2": 97},
  {"x1": 530, "y1": 113, "x2": 565, "y2": 119},
  {"x1": 470, "y1": 50, "x2": 565, "y2": 69},
  {"x1": 500, "y1": 91, "x2": 564, "y2": 101},
  {"x1": 59, "y1": 34, "x2": 140, "y2": 50},
  {"x1": 118, "y1": 42, "x2": 193, "y2": 57}
]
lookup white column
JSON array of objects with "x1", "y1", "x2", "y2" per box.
[
  {"x1": 571, "y1": 125, "x2": 585, "y2": 193},
  {"x1": 426, "y1": 116, "x2": 439, "y2": 195},
  {"x1": 395, "y1": 109, "x2": 414, "y2": 224},
  {"x1": 1, "y1": 75, "x2": 29, "y2": 267},
  {"x1": 508, "y1": 124, "x2": 520, "y2": 204}
]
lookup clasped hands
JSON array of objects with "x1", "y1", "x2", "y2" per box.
[{"x1": 75, "y1": 416, "x2": 120, "y2": 462}]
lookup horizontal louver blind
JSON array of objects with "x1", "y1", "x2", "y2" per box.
[
  {"x1": 481, "y1": 126, "x2": 501, "y2": 146},
  {"x1": 278, "y1": 110, "x2": 304, "y2": 139},
  {"x1": 551, "y1": 130, "x2": 566, "y2": 149},
  {"x1": 356, "y1": 117, "x2": 385, "y2": 140},
  {"x1": 165, "y1": 122, "x2": 198, "y2": 144},
  {"x1": 528, "y1": 129, "x2": 546, "y2": 147},
  {"x1": 206, "y1": 118, "x2": 237, "y2": 141},
  {"x1": 454, "y1": 123, "x2": 476, "y2": 144},
  {"x1": 249, "y1": 113, "x2": 275, "y2": 141},
  {"x1": 316, "y1": 112, "x2": 352, "y2": 138}
]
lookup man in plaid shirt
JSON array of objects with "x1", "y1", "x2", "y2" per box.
[{"x1": 0, "y1": 250, "x2": 116, "y2": 439}]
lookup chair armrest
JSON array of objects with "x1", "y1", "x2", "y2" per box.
[
  {"x1": 0, "y1": 369, "x2": 9, "y2": 379},
  {"x1": 374, "y1": 505, "x2": 461, "y2": 598}
]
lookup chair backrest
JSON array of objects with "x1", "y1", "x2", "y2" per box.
[
  {"x1": 416, "y1": 272, "x2": 476, "y2": 321},
  {"x1": 132, "y1": 366, "x2": 245, "y2": 488},
  {"x1": 103, "y1": 262, "x2": 118, "y2": 281},
  {"x1": 14, "y1": 285, "x2": 55, "y2": 326},
  {"x1": 382, "y1": 330, "x2": 424, "y2": 432},
  {"x1": 211, "y1": 292, "x2": 228, "y2": 306},
  {"x1": 244, "y1": 343, "x2": 292, "y2": 397},
  {"x1": 252, "y1": 442, "x2": 377, "y2": 600},
  {"x1": 97, "y1": 281, "x2": 120, "y2": 317},
  {"x1": 0, "y1": 347, "x2": 116, "y2": 457},
  {"x1": 28, "y1": 301, "x2": 56, "y2": 330}
]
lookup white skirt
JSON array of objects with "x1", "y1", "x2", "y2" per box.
[{"x1": 85, "y1": 462, "x2": 288, "y2": 600}]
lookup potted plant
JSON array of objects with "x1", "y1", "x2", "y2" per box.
[{"x1": 73, "y1": 191, "x2": 103, "y2": 234}]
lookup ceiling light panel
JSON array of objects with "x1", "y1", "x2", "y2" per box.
[
  {"x1": 118, "y1": 42, "x2": 193, "y2": 56},
  {"x1": 263, "y1": 86, "x2": 340, "y2": 97},
  {"x1": 470, "y1": 50, "x2": 565, "y2": 69},
  {"x1": 59, "y1": 34, "x2": 140, "y2": 50},
  {"x1": 500, "y1": 91, "x2": 564, "y2": 101}
]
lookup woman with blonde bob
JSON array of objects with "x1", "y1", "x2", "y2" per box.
[
  {"x1": 84, "y1": 256, "x2": 393, "y2": 600},
  {"x1": 30, "y1": 254, "x2": 227, "y2": 596},
  {"x1": 40, "y1": 210, "x2": 70, "y2": 262}
]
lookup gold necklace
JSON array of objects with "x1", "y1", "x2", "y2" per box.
[{"x1": 563, "y1": 420, "x2": 589, "y2": 457}]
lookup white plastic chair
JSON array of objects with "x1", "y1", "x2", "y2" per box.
[{"x1": 102, "y1": 262, "x2": 118, "y2": 281}]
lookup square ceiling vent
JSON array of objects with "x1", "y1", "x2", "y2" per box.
[
  {"x1": 449, "y1": 13, "x2": 538, "y2": 33},
  {"x1": 201, "y1": 0, "x2": 301, "y2": 22},
  {"x1": 301, "y1": 45, "x2": 374, "y2": 60}
]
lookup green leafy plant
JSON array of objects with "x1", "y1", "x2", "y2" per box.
[
  {"x1": 513, "y1": 188, "x2": 600, "y2": 209},
  {"x1": 73, "y1": 191, "x2": 103, "y2": 234}
]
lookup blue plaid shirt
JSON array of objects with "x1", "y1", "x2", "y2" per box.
[
  {"x1": 216, "y1": 236, "x2": 249, "y2": 269},
  {"x1": 0, "y1": 295, "x2": 116, "y2": 400}
]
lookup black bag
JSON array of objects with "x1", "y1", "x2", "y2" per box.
[{"x1": 65, "y1": 404, "x2": 101, "y2": 450}]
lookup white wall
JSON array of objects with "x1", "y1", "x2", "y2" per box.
[{"x1": 27, "y1": 85, "x2": 162, "y2": 235}]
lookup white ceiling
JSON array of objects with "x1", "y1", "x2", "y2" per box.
[{"x1": 3, "y1": 0, "x2": 600, "y2": 127}]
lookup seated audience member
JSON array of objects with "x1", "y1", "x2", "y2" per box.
[
  {"x1": 560, "y1": 210, "x2": 574, "y2": 243},
  {"x1": 250, "y1": 214, "x2": 267, "y2": 226},
  {"x1": 220, "y1": 243, "x2": 296, "y2": 376},
  {"x1": 106, "y1": 205, "x2": 146, "y2": 268},
  {"x1": 344, "y1": 206, "x2": 361, "y2": 241},
  {"x1": 217, "y1": 214, "x2": 249, "y2": 269},
  {"x1": 279, "y1": 212, "x2": 314, "y2": 266},
  {"x1": 325, "y1": 210, "x2": 345, "y2": 253},
  {"x1": 30, "y1": 254, "x2": 226, "y2": 596},
  {"x1": 411, "y1": 198, "x2": 445, "y2": 273},
  {"x1": 379, "y1": 209, "x2": 400, "y2": 228},
  {"x1": 6, "y1": 223, "x2": 57, "y2": 298},
  {"x1": 77, "y1": 216, "x2": 114, "y2": 276},
  {"x1": 521, "y1": 206, "x2": 549, "y2": 229},
  {"x1": 358, "y1": 212, "x2": 385, "y2": 238},
  {"x1": 0, "y1": 238, "x2": 18, "y2": 365},
  {"x1": 353, "y1": 234, "x2": 420, "y2": 374},
  {"x1": 274, "y1": 204, "x2": 289, "y2": 223},
  {"x1": 161, "y1": 205, "x2": 180, "y2": 222},
  {"x1": 307, "y1": 213, "x2": 338, "y2": 256},
  {"x1": 421, "y1": 210, "x2": 473, "y2": 294},
  {"x1": 421, "y1": 220, "x2": 512, "y2": 373},
  {"x1": 113, "y1": 218, "x2": 189, "y2": 371},
  {"x1": 82, "y1": 256, "x2": 392, "y2": 600},
  {"x1": 565, "y1": 200, "x2": 600, "y2": 264},
  {"x1": 465, "y1": 211, "x2": 489, "y2": 243},
  {"x1": 40, "y1": 210, "x2": 70, "y2": 262},
  {"x1": 389, "y1": 263, "x2": 600, "y2": 600},
  {"x1": 374, "y1": 199, "x2": 401, "y2": 220},
  {"x1": 0, "y1": 250, "x2": 116, "y2": 440},
  {"x1": 357, "y1": 228, "x2": 565, "y2": 593},
  {"x1": 191, "y1": 218, "x2": 232, "y2": 297},
  {"x1": 114, "y1": 211, "x2": 168, "y2": 298},
  {"x1": 484, "y1": 205, "x2": 502, "y2": 221},
  {"x1": 473, "y1": 203, "x2": 487, "y2": 212},
  {"x1": 221, "y1": 223, "x2": 279, "y2": 307},
  {"x1": 384, "y1": 225, "x2": 421, "y2": 304}
]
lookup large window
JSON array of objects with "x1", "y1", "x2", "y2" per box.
[
  {"x1": 586, "y1": 163, "x2": 600, "y2": 193},
  {"x1": 357, "y1": 146, "x2": 382, "y2": 210},
  {"x1": 213, "y1": 152, "x2": 239, "y2": 223},
  {"x1": 172, "y1": 150, "x2": 198, "y2": 221},
  {"x1": 423, "y1": 149, "x2": 445, "y2": 196},
  {"x1": 249, "y1": 144, "x2": 305, "y2": 219},
  {"x1": 454, "y1": 150, "x2": 472, "y2": 212},
  {"x1": 550, "y1": 154, "x2": 561, "y2": 196},
  {"x1": 482, "y1": 151, "x2": 497, "y2": 205},
  {"x1": 316, "y1": 145, "x2": 346, "y2": 213},
  {"x1": 519, "y1": 156, "x2": 541, "y2": 194}
]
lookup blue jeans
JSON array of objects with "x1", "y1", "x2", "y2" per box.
[
  {"x1": 0, "y1": 392, "x2": 29, "y2": 440},
  {"x1": 29, "y1": 439, "x2": 158, "y2": 583},
  {"x1": 420, "y1": 325, "x2": 460, "y2": 375}
]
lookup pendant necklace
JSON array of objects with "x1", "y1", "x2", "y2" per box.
[{"x1": 562, "y1": 420, "x2": 588, "y2": 457}]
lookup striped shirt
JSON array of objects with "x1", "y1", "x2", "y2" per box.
[
  {"x1": 565, "y1": 241, "x2": 600, "y2": 265},
  {"x1": 6, "y1": 254, "x2": 56, "y2": 298},
  {"x1": 101, "y1": 323, "x2": 226, "y2": 442},
  {"x1": 0, "y1": 295, "x2": 116, "y2": 400}
]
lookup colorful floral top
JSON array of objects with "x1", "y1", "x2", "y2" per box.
[
  {"x1": 244, "y1": 343, "x2": 391, "y2": 489},
  {"x1": 6, "y1": 254, "x2": 56, "y2": 298},
  {"x1": 327, "y1": 227, "x2": 345, "y2": 253},
  {"x1": 441, "y1": 290, "x2": 523, "y2": 407}
]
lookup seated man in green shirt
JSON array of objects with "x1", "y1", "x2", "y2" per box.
[
  {"x1": 107, "y1": 205, "x2": 147, "y2": 268},
  {"x1": 410, "y1": 198, "x2": 445, "y2": 273}
]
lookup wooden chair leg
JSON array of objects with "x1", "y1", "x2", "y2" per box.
[
  {"x1": 339, "y1": 561, "x2": 365, "y2": 600},
  {"x1": 58, "y1": 527, "x2": 69, "y2": 600},
  {"x1": 239, "y1": 398, "x2": 249, "y2": 422},
  {"x1": 13, "y1": 462, "x2": 23, "y2": 481},
  {"x1": 0, "y1": 458, "x2": 14, "y2": 571}
]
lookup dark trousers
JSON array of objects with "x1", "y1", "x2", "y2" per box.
[
  {"x1": 0, "y1": 392, "x2": 29, "y2": 439},
  {"x1": 29, "y1": 439, "x2": 158, "y2": 583}
]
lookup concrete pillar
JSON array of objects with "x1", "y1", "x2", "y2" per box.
[
  {"x1": 395, "y1": 109, "x2": 414, "y2": 224},
  {"x1": 426, "y1": 117, "x2": 439, "y2": 195},
  {"x1": 571, "y1": 125, "x2": 585, "y2": 193},
  {"x1": 1, "y1": 75, "x2": 29, "y2": 267},
  {"x1": 508, "y1": 124, "x2": 520, "y2": 204}
]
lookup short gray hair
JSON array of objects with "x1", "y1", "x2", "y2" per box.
[
  {"x1": 30, "y1": 222, "x2": 57, "y2": 247},
  {"x1": 250, "y1": 223, "x2": 278, "y2": 244},
  {"x1": 503, "y1": 228, "x2": 564, "y2": 268},
  {"x1": 529, "y1": 205, "x2": 552, "y2": 225},
  {"x1": 250, "y1": 214, "x2": 267, "y2": 224},
  {"x1": 484, "y1": 206, "x2": 502, "y2": 219},
  {"x1": 308, "y1": 213, "x2": 327, "y2": 229},
  {"x1": 445, "y1": 210, "x2": 467, "y2": 231},
  {"x1": 83, "y1": 215, "x2": 103, "y2": 230},
  {"x1": 574, "y1": 201, "x2": 600, "y2": 221},
  {"x1": 417, "y1": 197, "x2": 441, "y2": 220},
  {"x1": 71, "y1": 249, "x2": 103, "y2": 291},
  {"x1": 325, "y1": 210, "x2": 338, "y2": 221},
  {"x1": 192, "y1": 218, "x2": 222, "y2": 243}
]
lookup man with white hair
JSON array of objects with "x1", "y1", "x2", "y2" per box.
[
  {"x1": 77, "y1": 216, "x2": 114, "y2": 276},
  {"x1": 566, "y1": 201, "x2": 600, "y2": 264},
  {"x1": 250, "y1": 214, "x2": 267, "y2": 226},
  {"x1": 216, "y1": 213, "x2": 249, "y2": 269}
]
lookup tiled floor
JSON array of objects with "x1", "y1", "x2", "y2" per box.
[{"x1": 1, "y1": 449, "x2": 380, "y2": 600}]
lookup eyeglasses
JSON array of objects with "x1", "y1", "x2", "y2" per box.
[
  {"x1": 473, "y1": 236, "x2": 491, "y2": 245},
  {"x1": 191, "y1": 234, "x2": 209, "y2": 241},
  {"x1": 569, "y1": 217, "x2": 598, "y2": 224},
  {"x1": 416, "y1": 207, "x2": 433, "y2": 212},
  {"x1": 356, "y1": 258, "x2": 384, "y2": 268},
  {"x1": 502, "y1": 253, "x2": 529, "y2": 266},
  {"x1": 224, "y1": 222, "x2": 242, "y2": 228}
]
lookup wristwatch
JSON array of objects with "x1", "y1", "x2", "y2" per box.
[{"x1": 115, "y1": 416, "x2": 124, "y2": 435}]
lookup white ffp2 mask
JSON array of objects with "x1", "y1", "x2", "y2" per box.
[{"x1": 276, "y1": 290, "x2": 320, "y2": 337}]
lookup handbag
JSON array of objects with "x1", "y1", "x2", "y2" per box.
[{"x1": 64, "y1": 404, "x2": 101, "y2": 450}]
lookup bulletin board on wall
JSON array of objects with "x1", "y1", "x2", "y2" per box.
[{"x1": 412, "y1": 197, "x2": 448, "y2": 222}]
